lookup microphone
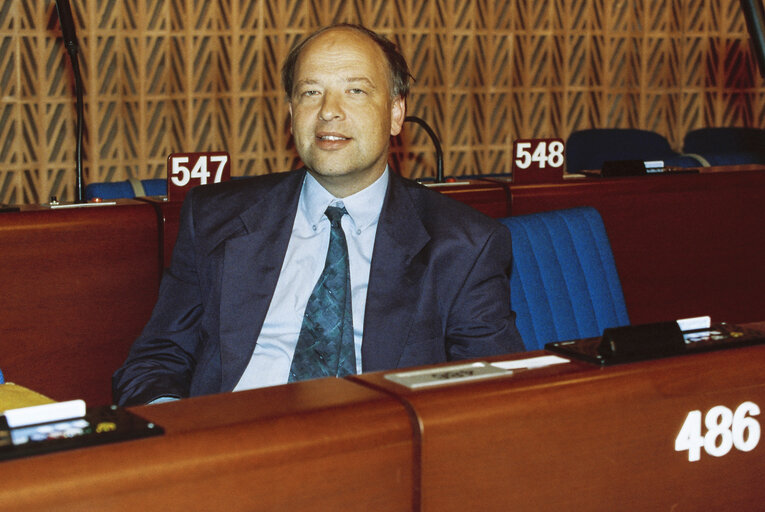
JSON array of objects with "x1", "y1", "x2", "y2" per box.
[
  {"x1": 405, "y1": 116, "x2": 444, "y2": 183},
  {"x1": 740, "y1": 0, "x2": 765, "y2": 78},
  {"x1": 55, "y1": 0, "x2": 78, "y2": 55},
  {"x1": 54, "y1": 0, "x2": 85, "y2": 203}
]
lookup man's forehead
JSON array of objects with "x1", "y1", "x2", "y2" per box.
[{"x1": 299, "y1": 27, "x2": 383, "y2": 62}]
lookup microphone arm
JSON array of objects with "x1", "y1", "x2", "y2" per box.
[
  {"x1": 404, "y1": 115, "x2": 444, "y2": 183},
  {"x1": 55, "y1": 0, "x2": 85, "y2": 203}
]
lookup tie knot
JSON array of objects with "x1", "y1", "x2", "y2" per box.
[{"x1": 325, "y1": 205, "x2": 347, "y2": 225}]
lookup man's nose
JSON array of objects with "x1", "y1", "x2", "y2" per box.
[{"x1": 318, "y1": 92, "x2": 344, "y2": 122}]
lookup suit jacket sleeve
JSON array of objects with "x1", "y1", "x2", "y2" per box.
[
  {"x1": 112, "y1": 192, "x2": 204, "y2": 406},
  {"x1": 444, "y1": 220, "x2": 524, "y2": 360}
]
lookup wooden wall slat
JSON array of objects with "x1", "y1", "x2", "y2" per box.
[{"x1": 1, "y1": 0, "x2": 763, "y2": 203}]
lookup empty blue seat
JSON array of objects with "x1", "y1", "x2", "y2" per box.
[
  {"x1": 566, "y1": 128, "x2": 701, "y2": 173},
  {"x1": 499, "y1": 207, "x2": 630, "y2": 351},
  {"x1": 85, "y1": 179, "x2": 167, "y2": 200},
  {"x1": 682, "y1": 127, "x2": 765, "y2": 166}
]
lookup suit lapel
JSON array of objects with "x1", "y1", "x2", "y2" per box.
[
  {"x1": 362, "y1": 175, "x2": 431, "y2": 371},
  {"x1": 218, "y1": 171, "x2": 304, "y2": 391}
]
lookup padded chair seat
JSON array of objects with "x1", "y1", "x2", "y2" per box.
[{"x1": 499, "y1": 207, "x2": 629, "y2": 351}]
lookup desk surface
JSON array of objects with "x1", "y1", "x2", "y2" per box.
[
  {"x1": 0, "y1": 378, "x2": 415, "y2": 511},
  {"x1": 1, "y1": 336, "x2": 764, "y2": 511}
]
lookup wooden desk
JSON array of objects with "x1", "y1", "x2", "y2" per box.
[
  {"x1": 0, "y1": 379, "x2": 414, "y2": 511},
  {"x1": 424, "y1": 179, "x2": 511, "y2": 218},
  {"x1": 0, "y1": 202, "x2": 160, "y2": 405},
  {"x1": 353, "y1": 340, "x2": 765, "y2": 511},
  {"x1": 1, "y1": 337, "x2": 763, "y2": 510}
]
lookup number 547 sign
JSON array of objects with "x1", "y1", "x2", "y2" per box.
[
  {"x1": 167, "y1": 152, "x2": 231, "y2": 202},
  {"x1": 512, "y1": 138, "x2": 565, "y2": 184}
]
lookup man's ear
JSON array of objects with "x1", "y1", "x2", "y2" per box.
[
  {"x1": 287, "y1": 102, "x2": 293, "y2": 134},
  {"x1": 389, "y1": 96, "x2": 406, "y2": 137}
]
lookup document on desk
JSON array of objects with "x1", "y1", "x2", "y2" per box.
[
  {"x1": 491, "y1": 355, "x2": 570, "y2": 371},
  {"x1": 384, "y1": 356, "x2": 571, "y2": 389}
]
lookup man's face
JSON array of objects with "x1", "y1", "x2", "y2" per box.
[{"x1": 288, "y1": 28, "x2": 406, "y2": 197}]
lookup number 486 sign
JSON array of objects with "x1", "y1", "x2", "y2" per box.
[
  {"x1": 167, "y1": 152, "x2": 231, "y2": 202},
  {"x1": 512, "y1": 138, "x2": 565, "y2": 184}
]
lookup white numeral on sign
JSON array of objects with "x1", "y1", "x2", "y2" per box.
[
  {"x1": 210, "y1": 154, "x2": 228, "y2": 182},
  {"x1": 675, "y1": 401, "x2": 761, "y2": 461},
  {"x1": 190, "y1": 157, "x2": 210, "y2": 185},
  {"x1": 171, "y1": 156, "x2": 191, "y2": 187}
]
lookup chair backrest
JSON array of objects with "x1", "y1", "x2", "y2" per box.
[
  {"x1": 85, "y1": 179, "x2": 167, "y2": 200},
  {"x1": 682, "y1": 127, "x2": 765, "y2": 166},
  {"x1": 566, "y1": 128, "x2": 690, "y2": 173},
  {"x1": 499, "y1": 207, "x2": 629, "y2": 351}
]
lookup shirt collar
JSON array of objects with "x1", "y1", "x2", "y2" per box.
[{"x1": 301, "y1": 168, "x2": 389, "y2": 231}]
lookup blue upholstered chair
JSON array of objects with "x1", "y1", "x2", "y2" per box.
[
  {"x1": 682, "y1": 127, "x2": 765, "y2": 166},
  {"x1": 565, "y1": 128, "x2": 701, "y2": 173},
  {"x1": 499, "y1": 207, "x2": 630, "y2": 351},
  {"x1": 85, "y1": 178, "x2": 167, "y2": 200},
  {"x1": 0, "y1": 367, "x2": 4, "y2": 384}
]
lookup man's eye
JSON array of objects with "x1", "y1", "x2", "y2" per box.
[
  {"x1": 301, "y1": 90, "x2": 320, "y2": 97},
  {"x1": 349, "y1": 88, "x2": 365, "y2": 94}
]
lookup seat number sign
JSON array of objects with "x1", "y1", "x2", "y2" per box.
[
  {"x1": 675, "y1": 401, "x2": 760, "y2": 461},
  {"x1": 511, "y1": 138, "x2": 564, "y2": 183},
  {"x1": 167, "y1": 152, "x2": 230, "y2": 202}
]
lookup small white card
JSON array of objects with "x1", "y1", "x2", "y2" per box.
[
  {"x1": 4, "y1": 399, "x2": 86, "y2": 428},
  {"x1": 491, "y1": 355, "x2": 570, "y2": 370}
]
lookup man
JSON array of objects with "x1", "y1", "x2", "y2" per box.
[{"x1": 113, "y1": 24, "x2": 524, "y2": 406}]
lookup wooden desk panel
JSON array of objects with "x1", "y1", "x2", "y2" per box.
[
  {"x1": 0, "y1": 202, "x2": 160, "y2": 405},
  {"x1": 353, "y1": 344, "x2": 765, "y2": 511},
  {"x1": 0, "y1": 379, "x2": 415, "y2": 511},
  {"x1": 507, "y1": 170, "x2": 765, "y2": 324},
  {"x1": 424, "y1": 180, "x2": 511, "y2": 218},
  {"x1": 138, "y1": 196, "x2": 182, "y2": 270}
]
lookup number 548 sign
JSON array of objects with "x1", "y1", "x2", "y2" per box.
[
  {"x1": 167, "y1": 152, "x2": 231, "y2": 202},
  {"x1": 512, "y1": 138, "x2": 564, "y2": 184}
]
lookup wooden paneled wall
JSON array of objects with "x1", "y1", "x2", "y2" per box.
[{"x1": 1, "y1": 0, "x2": 763, "y2": 203}]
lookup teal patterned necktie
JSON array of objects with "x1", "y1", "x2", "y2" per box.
[{"x1": 289, "y1": 206, "x2": 356, "y2": 381}]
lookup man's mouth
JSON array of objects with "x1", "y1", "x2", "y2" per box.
[
  {"x1": 317, "y1": 134, "x2": 350, "y2": 141},
  {"x1": 315, "y1": 133, "x2": 352, "y2": 150}
]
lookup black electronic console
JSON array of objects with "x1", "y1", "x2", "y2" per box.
[
  {"x1": 582, "y1": 160, "x2": 701, "y2": 178},
  {"x1": 0, "y1": 403, "x2": 163, "y2": 461},
  {"x1": 545, "y1": 322, "x2": 765, "y2": 366}
]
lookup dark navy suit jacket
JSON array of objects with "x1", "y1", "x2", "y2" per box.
[{"x1": 113, "y1": 169, "x2": 524, "y2": 405}]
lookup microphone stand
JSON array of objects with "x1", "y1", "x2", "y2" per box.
[
  {"x1": 405, "y1": 115, "x2": 444, "y2": 183},
  {"x1": 55, "y1": 0, "x2": 85, "y2": 203}
]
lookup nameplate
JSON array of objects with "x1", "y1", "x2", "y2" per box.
[{"x1": 384, "y1": 362, "x2": 507, "y2": 389}]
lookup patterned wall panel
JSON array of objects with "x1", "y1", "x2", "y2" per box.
[{"x1": 0, "y1": 0, "x2": 763, "y2": 203}]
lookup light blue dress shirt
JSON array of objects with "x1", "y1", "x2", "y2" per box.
[{"x1": 233, "y1": 169, "x2": 388, "y2": 391}]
